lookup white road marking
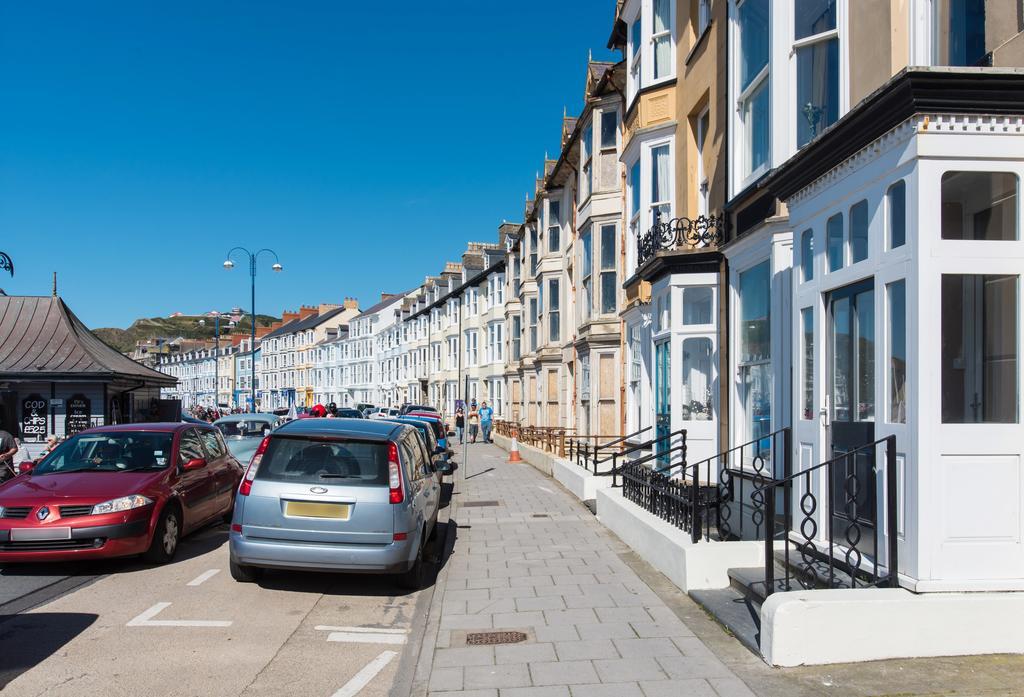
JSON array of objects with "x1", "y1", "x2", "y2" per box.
[
  {"x1": 331, "y1": 651, "x2": 398, "y2": 697},
  {"x1": 328, "y1": 632, "x2": 407, "y2": 645},
  {"x1": 186, "y1": 569, "x2": 220, "y2": 586},
  {"x1": 315, "y1": 625, "x2": 408, "y2": 634},
  {"x1": 126, "y1": 602, "x2": 232, "y2": 628},
  {"x1": 315, "y1": 625, "x2": 408, "y2": 644},
  {"x1": 537, "y1": 485, "x2": 554, "y2": 494}
]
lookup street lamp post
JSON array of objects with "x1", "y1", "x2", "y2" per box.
[{"x1": 223, "y1": 248, "x2": 283, "y2": 413}]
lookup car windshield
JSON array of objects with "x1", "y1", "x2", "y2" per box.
[
  {"x1": 255, "y1": 436, "x2": 388, "y2": 485},
  {"x1": 33, "y1": 432, "x2": 175, "y2": 474},
  {"x1": 217, "y1": 419, "x2": 273, "y2": 438}
]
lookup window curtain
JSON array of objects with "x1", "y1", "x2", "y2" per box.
[{"x1": 651, "y1": 145, "x2": 671, "y2": 224}]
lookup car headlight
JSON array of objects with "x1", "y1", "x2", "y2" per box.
[{"x1": 91, "y1": 495, "x2": 154, "y2": 515}]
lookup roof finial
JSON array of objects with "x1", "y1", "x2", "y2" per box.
[
  {"x1": 588, "y1": 48, "x2": 593, "y2": 62},
  {"x1": 52, "y1": 271, "x2": 57, "y2": 297}
]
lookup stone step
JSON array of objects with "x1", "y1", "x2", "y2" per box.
[{"x1": 689, "y1": 587, "x2": 762, "y2": 655}]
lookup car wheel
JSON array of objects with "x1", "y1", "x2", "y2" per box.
[
  {"x1": 144, "y1": 505, "x2": 181, "y2": 564},
  {"x1": 229, "y1": 557, "x2": 262, "y2": 583},
  {"x1": 398, "y1": 541, "x2": 425, "y2": 590}
]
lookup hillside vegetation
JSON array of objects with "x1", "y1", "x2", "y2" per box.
[{"x1": 93, "y1": 314, "x2": 279, "y2": 353}]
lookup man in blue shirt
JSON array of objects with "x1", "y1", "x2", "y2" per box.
[{"x1": 479, "y1": 401, "x2": 494, "y2": 444}]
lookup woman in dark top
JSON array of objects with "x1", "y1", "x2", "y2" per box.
[{"x1": 454, "y1": 407, "x2": 465, "y2": 444}]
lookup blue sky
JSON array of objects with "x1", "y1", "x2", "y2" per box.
[{"x1": 0, "y1": 1, "x2": 619, "y2": 328}]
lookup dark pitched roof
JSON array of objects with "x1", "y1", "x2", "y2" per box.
[
  {"x1": 0, "y1": 296, "x2": 176, "y2": 385},
  {"x1": 358, "y1": 292, "x2": 408, "y2": 317},
  {"x1": 264, "y1": 306, "x2": 347, "y2": 340}
]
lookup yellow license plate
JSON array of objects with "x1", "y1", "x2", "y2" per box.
[{"x1": 285, "y1": 501, "x2": 351, "y2": 520}]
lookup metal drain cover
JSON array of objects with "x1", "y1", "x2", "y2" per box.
[
  {"x1": 466, "y1": 631, "x2": 528, "y2": 645},
  {"x1": 463, "y1": 500, "x2": 500, "y2": 507}
]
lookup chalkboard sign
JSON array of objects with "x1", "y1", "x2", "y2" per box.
[
  {"x1": 21, "y1": 394, "x2": 48, "y2": 441},
  {"x1": 65, "y1": 394, "x2": 91, "y2": 436}
]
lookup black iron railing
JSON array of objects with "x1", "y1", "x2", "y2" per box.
[
  {"x1": 679, "y1": 428, "x2": 792, "y2": 542},
  {"x1": 608, "y1": 428, "x2": 688, "y2": 483},
  {"x1": 570, "y1": 426, "x2": 653, "y2": 473},
  {"x1": 619, "y1": 432, "x2": 701, "y2": 539},
  {"x1": 636, "y1": 214, "x2": 724, "y2": 268},
  {"x1": 757, "y1": 435, "x2": 900, "y2": 598}
]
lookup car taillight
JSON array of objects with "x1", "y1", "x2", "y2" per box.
[
  {"x1": 388, "y1": 441, "x2": 404, "y2": 504},
  {"x1": 239, "y1": 436, "x2": 270, "y2": 496}
]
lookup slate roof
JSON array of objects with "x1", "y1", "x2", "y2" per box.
[
  {"x1": 358, "y1": 292, "x2": 409, "y2": 317},
  {"x1": 263, "y1": 306, "x2": 347, "y2": 340},
  {"x1": 0, "y1": 296, "x2": 176, "y2": 385}
]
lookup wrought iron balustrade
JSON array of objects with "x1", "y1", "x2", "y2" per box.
[
  {"x1": 757, "y1": 435, "x2": 900, "y2": 598},
  {"x1": 570, "y1": 425, "x2": 653, "y2": 473},
  {"x1": 636, "y1": 214, "x2": 724, "y2": 268}
]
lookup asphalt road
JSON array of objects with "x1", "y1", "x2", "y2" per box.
[{"x1": 0, "y1": 499, "x2": 453, "y2": 696}]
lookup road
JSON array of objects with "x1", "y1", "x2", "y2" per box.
[{"x1": 0, "y1": 498, "x2": 453, "y2": 697}]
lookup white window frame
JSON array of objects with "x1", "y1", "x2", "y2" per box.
[{"x1": 789, "y1": 0, "x2": 845, "y2": 150}]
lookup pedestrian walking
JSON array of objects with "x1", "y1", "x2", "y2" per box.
[
  {"x1": 0, "y1": 428, "x2": 18, "y2": 482},
  {"x1": 479, "y1": 401, "x2": 494, "y2": 443},
  {"x1": 454, "y1": 406, "x2": 465, "y2": 444},
  {"x1": 468, "y1": 401, "x2": 480, "y2": 443}
]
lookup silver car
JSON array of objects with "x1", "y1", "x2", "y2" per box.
[
  {"x1": 228, "y1": 418, "x2": 440, "y2": 588},
  {"x1": 214, "y1": 413, "x2": 282, "y2": 463}
]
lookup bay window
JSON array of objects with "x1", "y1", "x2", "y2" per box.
[
  {"x1": 682, "y1": 337, "x2": 714, "y2": 420},
  {"x1": 941, "y1": 171, "x2": 1018, "y2": 241},
  {"x1": 941, "y1": 274, "x2": 1018, "y2": 423},
  {"x1": 581, "y1": 228, "x2": 593, "y2": 321},
  {"x1": 887, "y1": 281, "x2": 906, "y2": 424},
  {"x1": 599, "y1": 110, "x2": 618, "y2": 191},
  {"x1": 652, "y1": 0, "x2": 673, "y2": 79},
  {"x1": 651, "y1": 144, "x2": 671, "y2": 226},
  {"x1": 629, "y1": 17, "x2": 642, "y2": 101},
  {"x1": 600, "y1": 224, "x2": 618, "y2": 315},
  {"x1": 530, "y1": 227, "x2": 538, "y2": 275},
  {"x1": 581, "y1": 123, "x2": 593, "y2": 200},
  {"x1": 548, "y1": 278, "x2": 561, "y2": 343},
  {"x1": 548, "y1": 200, "x2": 561, "y2": 252},
  {"x1": 529, "y1": 298, "x2": 538, "y2": 352},
  {"x1": 794, "y1": 0, "x2": 839, "y2": 147},
  {"x1": 737, "y1": 0, "x2": 769, "y2": 180},
  {"x1": 933, "y1": 0, "x2": 986, "y2": 67}
]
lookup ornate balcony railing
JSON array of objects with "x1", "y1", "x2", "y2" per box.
[{"x1": 636, "y1": 214, "x2": 724, "y2": 268}]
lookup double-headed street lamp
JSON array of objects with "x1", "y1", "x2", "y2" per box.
[{"x1": 223, "y1": 248, "x2": 282, "y2": 413}]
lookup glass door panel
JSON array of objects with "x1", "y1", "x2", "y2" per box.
[
  {"x1": 655, "y1": 341, "x2": 671, "y2": 466},
  {"x1": 828, "y1": 279, "x2": 877, "y2": 539}
]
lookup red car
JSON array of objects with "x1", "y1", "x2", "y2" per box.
[{"x1": 0, "y1": 423, "x2": 242, "y2": 564}]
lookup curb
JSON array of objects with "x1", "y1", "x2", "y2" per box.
[{"x1": 395, "y1": 450, "x2": 465, "y2": 697}]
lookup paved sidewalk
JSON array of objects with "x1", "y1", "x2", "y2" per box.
[{"x1": 412, "y1": 441, "x2": 756, "y2": 697}]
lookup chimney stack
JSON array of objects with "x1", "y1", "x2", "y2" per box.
[
  {"x1": 298, "y1": 305, "x2": 318, "y2": 321},
  {"x1": 281, "y1": 310, "x2": 299, "y2": 323},
  {"x1": 343, "y1": 297, "x2": 359, "y2": 310}
]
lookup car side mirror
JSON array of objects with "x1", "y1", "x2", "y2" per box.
[
  {"x1": 183, "y1": 457, "x2": 207, "y2": 471},
  {"x1": 18, "y1": 460, "x2": 35, "y2": 474}
]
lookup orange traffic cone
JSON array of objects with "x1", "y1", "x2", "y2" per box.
[{"x1": 508, "y1": 437, "x2": 523, "y2": 463}]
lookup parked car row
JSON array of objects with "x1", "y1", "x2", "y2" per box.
[{"x1": 0, "y1": 409, "x2": 456, "y2": 590}]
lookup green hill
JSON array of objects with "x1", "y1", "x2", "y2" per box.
[{"x1": 93, "y1": 313, "x2": 279, "y2": 353}]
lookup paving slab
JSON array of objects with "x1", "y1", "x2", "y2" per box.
[{"x1": 407, "y1": 442, "x2": 1024, "y2": 697}]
